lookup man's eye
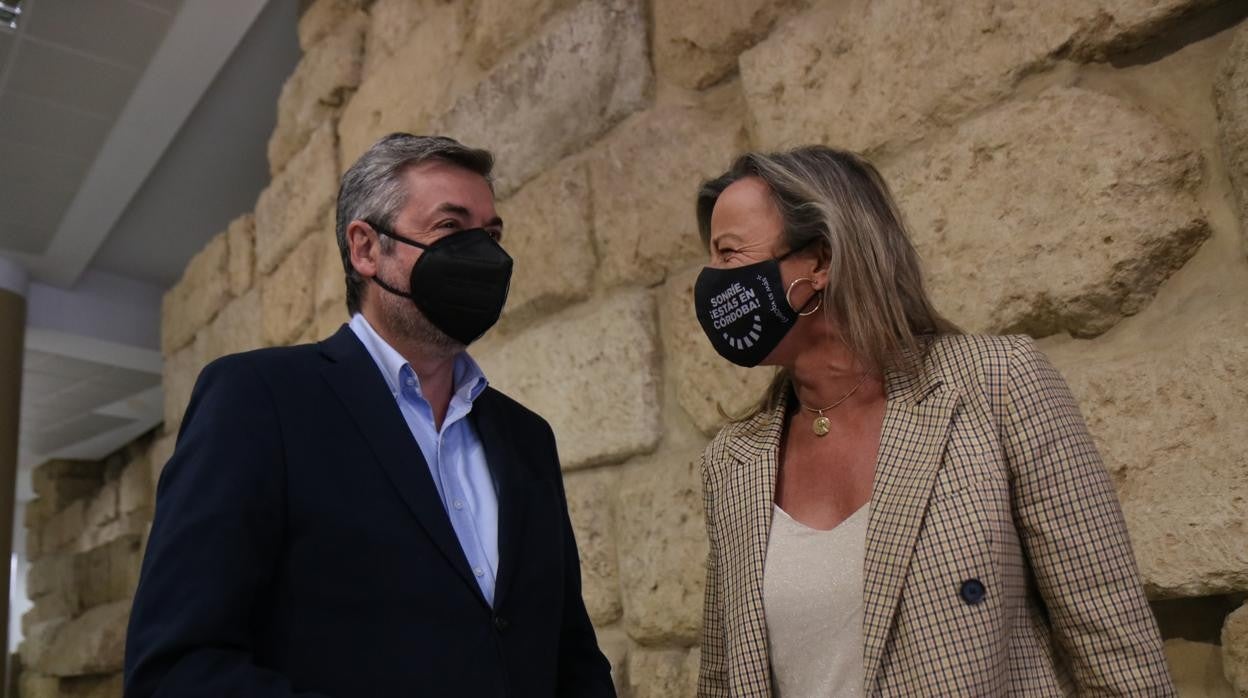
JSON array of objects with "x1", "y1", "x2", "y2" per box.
[
  {"x1": 437, "y1": 220, "x2": 460, "y2": 230},
  {"x1": 487, "y1": 229, "x2": 502, "y2": 241}
]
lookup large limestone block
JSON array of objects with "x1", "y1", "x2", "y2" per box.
[
  {"x1": 19, "y1": 674, "x2": 60, "y2": 698},
  {"x1": 1165, "y1": 639, "x2": 1237, "y2": 697},
  {"x1": 595, "y1": 625, "x2": 630, "y2": 692},
  {"x1": 75, "y1": 535, "x2": 143, "y2": 610},
  {"x1": 38, "y1": 600, "x2": 130, "y2": 676},
  {"x1": 496, "y1": 158, "x2": 595, "y2": 327},
  {"x1": 59, "y1": 674, "x2": 125, "y2": 698},
  {"x1": 226, "y1": 213, "x2": 256, "y2": 298},
  {"x1": 161, "y1": 232, "x2": 230, "y2": 354},
  {"x1": 886, "y1": 86, "x2": 1209, "y2": 338},
  {"x1": 83, "y1": 480, "x2": 118, "y2": 533},
  {"x1": 1049, "y1": 310, "x2": 1248, "y2": 597},
  {"x1": 361, "y1": 0, "x2": 459, "y2": 75},
  {"x1": 466, "y1": 0, "x2": 578, "y2": 70},
  {"x1": 198, "y1": 289, "x2": 264, "y2": 366},
  {"x1": 315, "y1": 222, "x2": 346, "y2": 313},
  {"x1": 1216, "y1": 24, "x2": 1248, "y2": 258},
  {"x1": 78, "y1": 510, "x2": 148, "y2": 554},
  {"x1": 615, "y1": 449, "x2": 707, "y2": 645},
  {"x1": 1224, "y1": 604, "x2": 1248, "y2": 695},
  {"x1": 564, "y1": 467, "x2": 622, "y2": 626},
  {"x1": 627, "y1": 647, "x2": 700, "y2": 698},
  {"x1": 474, "y1": 290, "x2": 662, "y2": 470},
  {"x1": 255, "y1": 121, "x2": 338, "y2": 275},
  {"x1": 298, "y1": 0, "x2": 366, "y2": 50},
  {"x1": 337, "y1": 2, "x2": 468, "y2": 169},
  {"x1": 119, "y1": 453, "x2": 151, "y2": 516},
  {"x1": 27, "y1": 553, "x2": 74, "y2": 603},
  {"x1": 741, "y1": 0, "x2": 1219, "y2": 154},
  {"x1": 43, "y1": 500, "x2": 86, "y2": 555},
  {"x1": 661, "y1": 266, "x2": 776, "y2": 435},
  {"x1": 653, "y1": 0, "x2": 797, "y2": 89},
  {"x1": 261, "y1": 234, "x2": 325, "y2": 346},
  {"x1": 588, "y1": 93, "x2": 748, "y2": 288},
  {"x1": 269, "y1": 11, "x2": 366, "y2": 175},
  {"x1": 311, "y1": 304, "x2": 350, "y2": 341},
  {"x1": 30, "y1": 460, "x2": 100, "y2": 512},
  {"x1": 161, "y1": 341, "x2": 205, "y2": 431},
  {"x1": 434, "y1": 0, "x2": 651, "y2": 197},
  {"x1": 19, "y1": 619, "x2": 65, "y2": 678}
]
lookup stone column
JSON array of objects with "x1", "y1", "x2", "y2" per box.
[{"x1": 0, "y1": 256, "x2": 27, "y2": 690}]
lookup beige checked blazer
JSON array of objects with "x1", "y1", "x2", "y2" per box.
[{"x1": 698, "y1": 334, "x2": 1175, "y2": 696}]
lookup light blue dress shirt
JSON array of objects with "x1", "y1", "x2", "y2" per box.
[{"x1": 349, "y1": 313, "x2": 500, "y2": 606}]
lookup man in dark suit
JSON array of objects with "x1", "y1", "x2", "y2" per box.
[{"x1": 125, "y1": 134, "x2": 616, "y2": 697}]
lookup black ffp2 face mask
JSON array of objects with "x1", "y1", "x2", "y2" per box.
[
  {"x1": 367, "y1": 221, "x2": 513, "y2": 346},
  {"x1": 693, "y1": 253, "x2": 803, "y2": 368}
]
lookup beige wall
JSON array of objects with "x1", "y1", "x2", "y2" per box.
[{"x1": 17, "y1": 1, "x2": 1248, "y2": 696}]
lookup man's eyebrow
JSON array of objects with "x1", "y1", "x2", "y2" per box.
[
  {"x1": 435, "y1": 203, "x2": 473, "y2": 218},
  {"x1": 434, "y1": 204, "x2": 503, "y2": 229}
]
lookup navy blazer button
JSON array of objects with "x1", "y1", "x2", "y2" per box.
[
  {"x1": 494, "y1": 616, "x2": 510, "y2": 632},
  {"x1": 960, "y1": 579, "x2": 986, "y2": 605}
]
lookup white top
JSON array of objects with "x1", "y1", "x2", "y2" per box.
[{"x1": 763, "y1": 502, "x2": 870, "y2": 697}]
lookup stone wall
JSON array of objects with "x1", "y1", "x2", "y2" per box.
[
  {"x1": 18, "y1": 437, "x2": 155, "y2": 697},
  {"x1": 19, "y1": 1, "x2": 1248, "y2": 696}
]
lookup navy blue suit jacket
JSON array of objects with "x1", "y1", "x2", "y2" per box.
[{"x1": 124, "y1": 326, "x2": 615, "y2": 697}]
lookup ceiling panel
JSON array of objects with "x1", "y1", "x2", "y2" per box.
[
  {"x1": 95, "y1": 366, "x2": 161, "y2": 392},
  {"x1": 131, "y1": 0, "x2": 184, "y2": 15},
  {"x1": 5, "y1": 38, "x2": 139, "y2": 118},
  {"x1": 0, "y1": 140, "x2": 88, "y2": 233},
  {"x1": 22, "y1": 0, "x2": 173, "y2": 70},
  {"x1": 30, "y1": 412, "x2": 131, "y2": 454},
  {"x1": 0, "y1": 30, "x2": 13, "y2": 65},
  {"x1": 0, "y1": 92, "x2": 113, "y2": 161},
  {"x1": 23, "y1": 351, "x2": 118, "y2": 380},
  {"x1": 0, "y1": 220, "x2": 51, "y2": 255}
]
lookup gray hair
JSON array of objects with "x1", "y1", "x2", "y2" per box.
[{"x1": 335, "y1": 133, "x2": 494, "y2": 314}]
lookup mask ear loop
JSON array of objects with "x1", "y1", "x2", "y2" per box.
[{"x1": 786, "y1": 277, "x2": 823, "y2": 317}]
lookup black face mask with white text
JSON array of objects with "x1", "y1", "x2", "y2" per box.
[
  {"x1": 693, "y1": 249, "x2": 804, "y2": 368},
  {"x1": 367, "y1": 220, "x2": 513, "y2": 346}
]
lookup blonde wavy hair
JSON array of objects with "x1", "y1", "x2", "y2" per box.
[{"x1": 695, "y1": 146, "x2": 961, "y2": 413}]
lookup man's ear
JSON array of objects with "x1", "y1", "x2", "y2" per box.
[{"x1": 346, "y1": 220, "x2": 380, "y2": 279}]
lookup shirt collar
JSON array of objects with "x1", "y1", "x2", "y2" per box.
[{"x1": 349, "y1": 313, "x2": 489, "y2": 403}]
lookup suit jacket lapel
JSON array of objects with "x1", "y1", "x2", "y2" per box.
[
  {"x1": 861, "y1": 363, "x2": 960, "y2": 691},
  {"x1": 470, "y1": 389, "x2": 531, "y2": 610},
  {"x1": 318, "y1": 327, "x2": 487, "y2": 605}
]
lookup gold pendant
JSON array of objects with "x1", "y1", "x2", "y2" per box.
[{"x1": 812, "y1": 416, "x2": 831, "y2": 437}]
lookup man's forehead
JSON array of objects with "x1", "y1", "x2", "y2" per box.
[{"x1": 400, "y1": 162, "x2": 496, "y2": 214}]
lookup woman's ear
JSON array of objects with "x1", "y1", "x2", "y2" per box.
[
  {"x1": 809, "y1": 239, "x2": 832, "y2": 291},
  {"x1": 347, "y1": 220, "x2": 381, "y2": 279}
]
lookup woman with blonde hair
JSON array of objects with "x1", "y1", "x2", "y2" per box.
[{"x1": 692, "y1": 146, "x2": 1174, "y2": 696}]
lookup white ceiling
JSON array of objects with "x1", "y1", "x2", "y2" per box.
[{"x1": 0, "y1": 0, "x2": 300, "y2": 499}]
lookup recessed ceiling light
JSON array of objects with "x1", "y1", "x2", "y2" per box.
[{"x1": 0, "y1": 1, "x2": 21, "y2": 31}]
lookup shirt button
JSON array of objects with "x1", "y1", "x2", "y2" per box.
[
  {"x1": 405, "y1": 376, "x2": 415, "y2": 387},
  {"x1": 473, "y1": 567, "x2": 484, "y2": 577},
  {"x1": 453, "y1": 499, "x2": 464, "y2": 510}
]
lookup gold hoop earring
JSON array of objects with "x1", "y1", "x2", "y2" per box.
[{"x1": 786, "y1": 277, "x2": 823, "y2": 317}]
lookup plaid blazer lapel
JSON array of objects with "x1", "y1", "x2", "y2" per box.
[
  {"x1": 720, "y1": 396, "x2": 786, "y2": 695},
  {"x1": 862, "y1": 363, "x2": 961, "y2": 691}
]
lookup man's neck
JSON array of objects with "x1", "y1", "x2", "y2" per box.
[{"x1": 361, "y1": 309, "x2": 459, "y2": 430}]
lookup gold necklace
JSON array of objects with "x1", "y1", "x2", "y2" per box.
[{"x1": 797, "y1": 372, "x2": 870, "y2": 437}]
